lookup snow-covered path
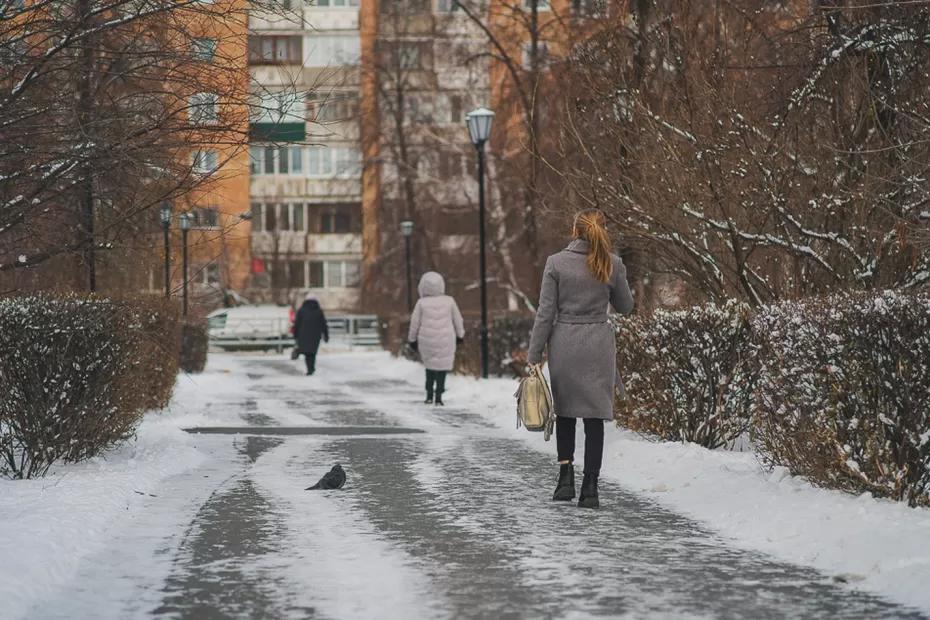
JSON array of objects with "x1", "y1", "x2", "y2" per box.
[{"x1": 8, "y1": 352, "x2": 928, "y2": 619}]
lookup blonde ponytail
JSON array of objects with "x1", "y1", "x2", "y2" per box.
[{"x1": 573, "y1": 209, "x2": 613, "y2": 283}]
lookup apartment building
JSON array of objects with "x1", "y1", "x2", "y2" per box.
[
  {"x1": 247, "y1": 0, "x2": 364, "y2": 311},
  {"x1": 359, "y1": 0, "x2": 493, "y2": 317}
]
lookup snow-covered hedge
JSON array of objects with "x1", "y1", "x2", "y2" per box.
[
  {"x1": 615, "y1": 301, "x2": 755, "y2": 449},
  {"x1": 749, "y1": 291, "x2": 930, "y2": 507},
  {"x1": 0, "y1": 295, "x2": 180, "y2": 479}
]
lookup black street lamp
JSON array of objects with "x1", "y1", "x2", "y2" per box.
[
  {"x1": 466, "y1": 106, "x2": 494, "y2": 379},
  {"x1": 160, "y1": 203, "x2": 172, "y2": 299},
  {"x1": 400, "y1": 219, "x2": 414, "y2": 312},
  {"x1": 179, "y1": 213, "x2": 192, "y2": 316}
]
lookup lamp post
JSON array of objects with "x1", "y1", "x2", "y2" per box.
[
  {"x1": 400, "y1": 219, "x2": 414, "y2": 312},
  {"x1": 179, "y1": 213, "x2": 192, "y2": 316},
  {"x1": 160, "y1": 203, "x2": 172, "y2": 299},
  {"x1": 466, "y1": 106, "x2": 494, "y2": 379}
]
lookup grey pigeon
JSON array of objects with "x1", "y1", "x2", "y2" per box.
[{"x1": 306, "y1": 464, "x2": 346, "y2": 490}]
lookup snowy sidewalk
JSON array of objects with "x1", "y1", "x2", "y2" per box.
[{"x1": 1, "y1": 351, "x2": 928, "y2": 619}]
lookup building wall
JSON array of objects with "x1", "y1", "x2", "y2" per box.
[{"x1": 248, "y1": 2, "x2": 364, "y2": 312}]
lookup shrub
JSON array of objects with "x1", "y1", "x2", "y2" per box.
[
  {"x1": 0, "y1": 295, "x2": 180, "y2": 479},
  {"x1": 615, "y1": 300, "x2": 754, "y2": 448},
  {"x1": 749, "y1": 291, "x2": 930, "y2": 507},
  {"x1": 180, "y1": 319, "x2": 208, "y2": 374}
]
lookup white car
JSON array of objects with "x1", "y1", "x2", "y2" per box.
[{"x1": 207, "y1": 305, "x2": 295, "y2": 351}]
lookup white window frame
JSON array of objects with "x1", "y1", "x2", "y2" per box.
[
  {"x1": 192, "y1": 150, "x2": 218, "y2": 175},
  {"x1": 189, "y1": 92, "x2": 219, "y2": 125},
  {"x1": 306, "y1": 260, "x2": 361, "y2": 289}
]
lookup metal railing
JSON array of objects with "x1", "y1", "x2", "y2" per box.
[{"x1": 209, "y1": 314, "x2": 380, "y2": 351}]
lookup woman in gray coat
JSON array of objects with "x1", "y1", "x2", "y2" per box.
[
  {"x1": 408, "y1": 271, "x2": 465, "y2": 406},
  {"x1": 527, "y1": 209, "x2": 634, "y2": 508}
]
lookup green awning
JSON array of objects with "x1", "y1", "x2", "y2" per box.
[{"x1": 249, "y1": 122, "x2": 306, "y2": 142}]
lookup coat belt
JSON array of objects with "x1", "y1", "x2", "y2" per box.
[{"x1": 556, "y1": 313, "x2": 608, "y2": 324}]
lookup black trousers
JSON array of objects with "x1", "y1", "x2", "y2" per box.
[
  {"x1": 304, "y1": 352, "x2": 317, "y2": 374},
  {"x1": 425, "y1": 369, "x2": 447, "y2": 397},
  {"x1": 556, "y1": 416, "x2": 604, "y2": 473}
]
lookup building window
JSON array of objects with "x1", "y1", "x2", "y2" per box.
[
  {"x1": 292, "y1": 203, "x2": 305, "y2": 231},
  {"x1": 436, "y1": 0, "x2": 459, "y2": 12},
  {"x1": 189, "y1": 92, "x2": 218, "y2": 124},
  {"x1": 307, "y1": 93, "x2": 359, "y2": 123},
  {"x1": 309, "y1": 261, "x2": 325, "y2": 287},
  {"x1": 192, "y1": 150, "x2": 218, "y2": 174},
  {"x1": 288, "y1": 261, "x2": 306, "y2": 288},
  {"x1": 249, "y1": 146, "x2": 263, "y2": 175},
  {"x1": 192, "y1": 38, "x2": 217, "y2": 62},
  {"x1": 396, "y1": 42, "x2": 424, "y2": 70},
  {"x1": 250, "y1": 203, "x2": 263, "y2": 232},
  {"x1": 305, "y1": 260, "x2": 359, "y2": 288},
  {"x1": 248, "y1": 35, "x2": 302, "y2": 65},
  {"x1": 315, "y1": 0, "x2": 360, "y2": 6},
  {"x1": 312, "y1": 203, "x2": 360, "y2": 234},
  {"x1": 290, "y1": 146, "x2": 303, "y2": 173},
  {"x1": 524, "y1": 0, "x2": 551, "y2": 9},
  {"x1": 195, "y1": 263, "x2": 221, "y2": 285},
  {"x1": 522, "y1": 41, "x2": 551, "y2": 70},
  {"x1": 263, "y1": 146, "x2": 275, "y2": 174},
  {"x1": 190, "y1": 207, "x2": 220, "y2": 229},
  {"x1": 264, "y1": 202, "x2": 277, "y2": 232},
  {"x1": 572, "y1": 0, "x2": 604, "y2": 15}
]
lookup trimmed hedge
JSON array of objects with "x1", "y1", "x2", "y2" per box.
[
  {"x1": 615, "y1": 290, "x2": 930, "y2": 507},
  {"x1": 749, "y1": 291, "x2": 930, "y2": 507},
  {"x1": 615, "y1": 301, "x2": 754, "y2": 449},
  {"x1": 0, "y1": 295, "x2": 180, "y2": 479}
]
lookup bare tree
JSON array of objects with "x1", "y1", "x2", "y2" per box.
[
  {"x1": 0, "y1": 0, "x2": 259, "y2": 294},
  {"x1": 546, "y1": 0, "x2": 930, "y2": 306}
]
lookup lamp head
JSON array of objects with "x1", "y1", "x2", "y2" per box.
[
  {"x1": 465, "y1": 107, "x2": 494, "y2": 147},
  {"x1": 179, "y1": 213, "x2": 192, "y2": 231},
  {"x1": 160, "y1": 203, "x2": 172, "y2": 225},
  {"x1": 400, "y1": 220, "x2": 414, "y2": 237}
]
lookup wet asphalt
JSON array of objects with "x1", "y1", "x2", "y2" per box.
[{"x1": 26, "y1": 355, "x2": 928, "y2": 619}]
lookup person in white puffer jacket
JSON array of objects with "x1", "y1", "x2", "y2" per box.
[{"x1": 408, "y1": 271, "x2": 465, "y2": 405}]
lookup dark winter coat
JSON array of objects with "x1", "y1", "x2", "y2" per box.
[
  {"x1": 527, "y1": 239, "x2": 634, "y2": 420},
  {"x1": 294, "y1": 300, "x2": 329, "y2": 354}
]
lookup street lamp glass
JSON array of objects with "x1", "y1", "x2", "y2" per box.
[
  {"x1": 179, "y1": 213, "x2": 192, "y2": 231},
  {"x1": 400, "y1": 220, "x2": 415, "y2": 237},
  {"x1": 160, "y1": 204, "x2": 172, "y2": 225},
  {"x1": 465, "y1": 107, "x2": 494, "y2": 146}
]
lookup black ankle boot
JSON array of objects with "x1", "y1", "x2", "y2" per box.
[
  {"x1": 552, "y1": 463, "x2": 575, "y2": 501},
  {"x1": 434, "y1": 393, "x2": 444, "y2": 406},
  {"x1": 425, "y1": 392, "x2": 434, "y2": 404},
  {"x1": 578, "y1": 470, "x2": 599, "y2": 508}
]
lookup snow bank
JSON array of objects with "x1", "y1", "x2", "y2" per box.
[{"x1": 0, "y1": 391, "x2": 208, "y2": 618}]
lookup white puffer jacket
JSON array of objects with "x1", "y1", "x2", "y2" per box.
[{"x1": 408, "y1": 272, "x2": 465, "y2": 371}]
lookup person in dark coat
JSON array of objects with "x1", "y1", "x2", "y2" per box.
[{"x1": 294, "y1": 294, "x2": 328, "y2": 375}]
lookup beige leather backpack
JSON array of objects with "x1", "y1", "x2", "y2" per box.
[{"x1": 514, "y1": 363, "x2": 555, "y2": 441}]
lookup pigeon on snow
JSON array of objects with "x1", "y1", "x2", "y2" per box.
[{"x1": 306, "y1": 464, "x2": 347, "y2": 490}]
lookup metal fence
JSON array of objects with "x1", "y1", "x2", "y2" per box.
[{"x1": 209, "y1": 314, "x2": 381, "y2": 351}]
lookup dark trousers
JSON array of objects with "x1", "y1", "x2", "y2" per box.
[
  {"x1": 556, "y1": 416, "x2": 604, "y2": 472},
  {"x1": 425, "y1": 369, "x2": 447, "y2": 398},
  {"x1": 304, "y1": 352, "x2": 317, "y2": 374}
]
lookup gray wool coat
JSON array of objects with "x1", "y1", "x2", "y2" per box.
[
  {"x1": 527, "y1": 239, "x2": 634, "y2": 420},
  {"x1": 408, "y1": 272, "x2": 465, "y2": 372}
]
